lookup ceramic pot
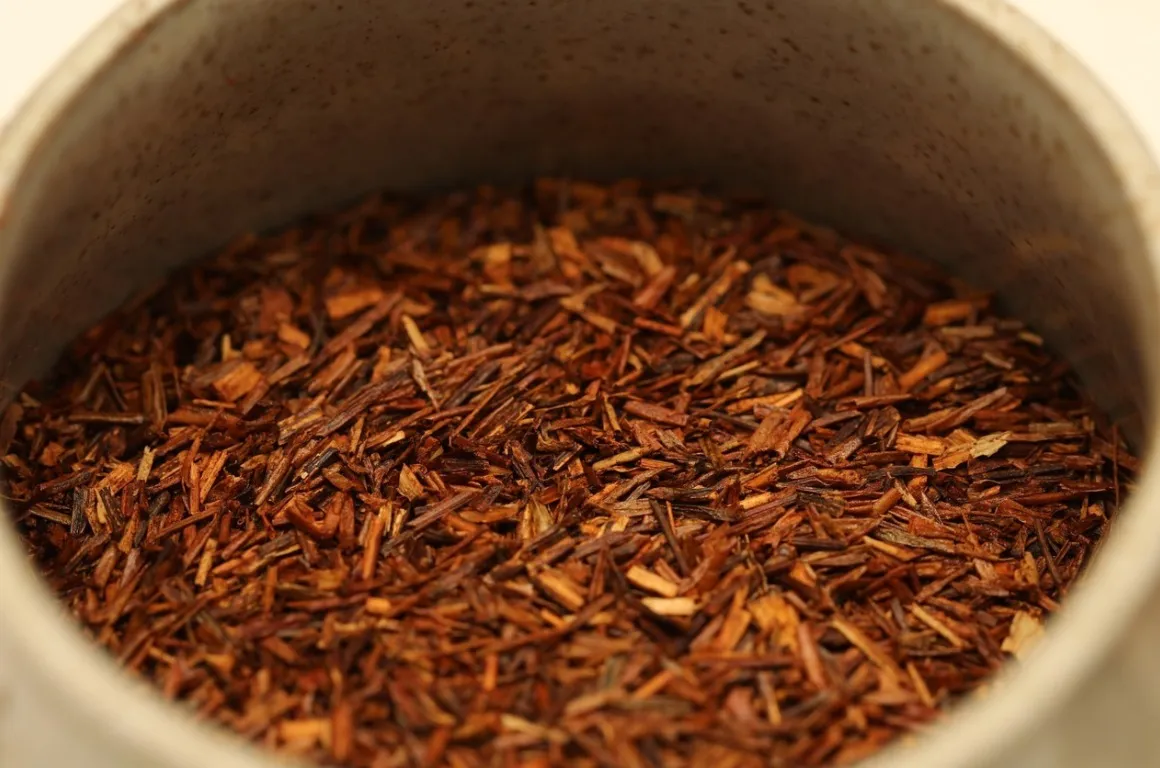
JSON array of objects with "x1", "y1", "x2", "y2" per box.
[{"x1": 1, "y1": 1, "x2": 1158, "y2": 765}]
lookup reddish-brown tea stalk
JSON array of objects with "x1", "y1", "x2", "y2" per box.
[{"x1": 7, "y1": 180, "x2": 1134, "y2": 767}]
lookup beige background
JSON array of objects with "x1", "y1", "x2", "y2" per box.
[{"x1": 1, "y1": 0, "x2": 1159, "y2": 159}]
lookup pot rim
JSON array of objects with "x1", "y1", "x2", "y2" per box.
[{"x1": 1, "y1": 1, "x2": 1159, "y2": 767}]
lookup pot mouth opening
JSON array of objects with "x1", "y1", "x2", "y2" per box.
[{"x1": 1, "y1": 2, "x2": 1159, "y2": 768}]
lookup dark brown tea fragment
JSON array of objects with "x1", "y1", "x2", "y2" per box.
[{"x1": 7, "y1": 180, "x2": 1135, "y2": 768}]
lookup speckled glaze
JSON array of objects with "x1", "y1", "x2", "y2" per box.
[{"x1": 1, "y1": 1, "x2": 1159, "y2": 766}]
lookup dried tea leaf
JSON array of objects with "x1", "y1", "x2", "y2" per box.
[
  {"x1": 971, "y1": 431, "x2": 1011, "y2": 458},
  {"x1": 746, "y1": 274, "x2": 802, "y2": 317},
  {"x1": 626, "y1": 565, "x2": 680, "y2": 597},
  {"x1": 895, "y1": 434, "x2": 947, "y2": 456},
  {"x1": 1001, "y1": 611, "x2": 1045, "y2": 659},
  {"x1": 750, "y1": 593, "x2": 800, "y2": 653},
  {"x1": 326, "y1": 285, "x2": 386, "y2": 320},
  {"x1": 641, "y1": 597, "x2": 699, "y2": 616},
  {"x1": 208, "y1": 359, "x2": 264, "y2": 402}
]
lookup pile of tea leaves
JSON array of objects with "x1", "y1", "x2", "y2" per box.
[{"x1": 7, "y1": 180, "x2": 1134, "y2": 767}]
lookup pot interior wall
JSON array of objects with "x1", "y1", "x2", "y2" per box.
[{"x1": 0, "y1": 0, "x2": 1152, "y2": 475}]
